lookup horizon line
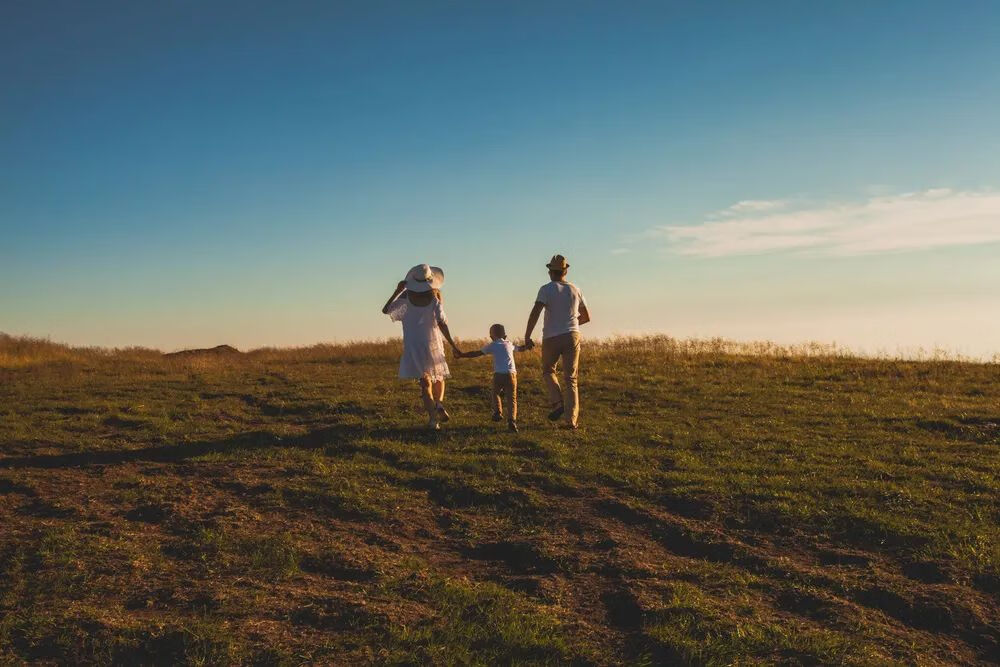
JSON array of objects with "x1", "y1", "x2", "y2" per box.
[{"x1": 2, "y1": 331, "x2": 996, "y2": 365}]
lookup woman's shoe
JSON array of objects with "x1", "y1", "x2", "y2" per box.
[
  {"x1": 436, "y1": 405, "x2": 451, "y2": 423},
  {"x1": 492, "y1": 412, "x2": 503, "y2": 422},
  {"x1": 547, "y1": 404, "x2": 565, "y2": 421},
  {"x1": 507, "y1": 420, "x2": 519, "y2": 433}
]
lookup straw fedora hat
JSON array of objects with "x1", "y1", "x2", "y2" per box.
[
  {"x1": 546, "y1": 254, "x2": 570, "y2": 271},
  {"x1": 404, "y1": 264, "x2": 445, "y2": 292}
]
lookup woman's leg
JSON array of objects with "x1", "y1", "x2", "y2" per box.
[
  {"x1": 431, "y1": 379, "x2": 450, "y2": 422},
  {"x1": 419, "y1": 377, "x2": 436, "y2": 425}
]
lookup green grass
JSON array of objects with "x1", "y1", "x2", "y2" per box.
[{"x1": 0, "y1": 334, "x2": 998, "y2": 664}]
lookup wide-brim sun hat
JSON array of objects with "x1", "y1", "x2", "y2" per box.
[
  {"x1": 404, "y1": 264, "x2": 445, "y2": 292},
  {"x1": 546, "y1": 254, "x2": 570, "y2": 270}
]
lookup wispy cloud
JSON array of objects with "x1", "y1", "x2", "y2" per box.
[
  {"x1": 714, "y1": 199, "x2": 789, "y2": 217},
  {"x1": 650, "y1": 188, "x2": 1000, "y2": 257}
]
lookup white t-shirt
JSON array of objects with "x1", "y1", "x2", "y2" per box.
[
  {"x1": 535, "y1": 281, "x2": 587, "y2": 339},
  {"x1": 481, "y1": 338, "x2": 519, "y2": 374}
]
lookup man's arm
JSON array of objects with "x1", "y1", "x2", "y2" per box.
[
  {"x1": 578, "y1": 302, "x2": 591, "y2": 326},
  {"x1": 524, "y1": 301, "x2": 544, "y2": 348}
]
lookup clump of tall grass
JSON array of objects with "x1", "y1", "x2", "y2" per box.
[
  {"x1": 0, "y1": 333, "x2": 159, "y2": 368},
  {"x1": 245, "y1": 340, "x2": 402, "y2": 364},
  {"x1": 0, "y1": 333, "x2": 97, "y2": 367}
]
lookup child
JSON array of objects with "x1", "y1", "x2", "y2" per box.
[{"x1": 456, "y1": 324, "x2": 527, "y2": 432}]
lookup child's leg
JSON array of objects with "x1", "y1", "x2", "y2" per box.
[
  {"x1": 491, "y1": 373, "x2": 504, "y2": 417},
  {"x1": 507, "y1": 373, "x2": 517, "y2": 422}
]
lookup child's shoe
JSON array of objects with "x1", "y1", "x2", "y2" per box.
[{"x1": 492, "y1": 411, "x2": 503, "y2": 422}]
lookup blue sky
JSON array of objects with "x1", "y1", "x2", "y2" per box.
[{"x1": 2, "y1": 1, "x2": 999, "y2": 356}]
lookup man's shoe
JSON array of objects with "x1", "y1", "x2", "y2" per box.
[
  {"x1": 492, "y1": 412, "x2": 503, "y2": 422},
  {"x1": 436, "y1": 405, "x2": 451, "y2": 423},
  {"x1": 507, "y1": 420, "x2": 518, "y2": 433},
  {"x1": 547, "y1": 404, "x2": 565, "y2": 421}
]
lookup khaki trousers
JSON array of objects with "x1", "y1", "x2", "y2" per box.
[
  {"x1": 492, "y1": 372, "x2": 517, "y2": 421},
  {"x1": 541, "y1": 332, "x2": 580, "y2": 426}
]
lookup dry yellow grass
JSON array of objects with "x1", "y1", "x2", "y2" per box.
[{"x1": 1, "y1": 332, "x2": 997, "y2": 663}]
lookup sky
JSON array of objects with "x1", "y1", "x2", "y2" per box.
[{"x1": 2, "y1": 1, "x2": 999, "y2": 357}]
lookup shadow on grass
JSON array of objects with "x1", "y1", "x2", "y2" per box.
[{"x1": 0, "y1": 422, "x2": 487, "y2": 470}]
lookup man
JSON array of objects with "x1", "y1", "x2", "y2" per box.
[{"x1": 524, "y1": 254, "x2": 591, "y2": 429}]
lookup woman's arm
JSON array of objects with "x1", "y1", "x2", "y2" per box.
[
  {"x1": 438, "y1": 322, "x2": 461, "y2": 353},
  {"x1": 381, "y1": 281, "x2": 407, "y2": 314}
]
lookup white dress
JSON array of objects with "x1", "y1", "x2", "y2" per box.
[{"x1": 387, "y1": 295, "x2": 451, "y2": 381}]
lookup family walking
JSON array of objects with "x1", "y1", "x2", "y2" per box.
[{"x1": 381, "y1": 255, "x2": 590, "y2": 431}]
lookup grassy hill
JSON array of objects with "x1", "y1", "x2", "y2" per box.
[{"x1": 1, "y1": 334, "x2": 997, "y2": 665}]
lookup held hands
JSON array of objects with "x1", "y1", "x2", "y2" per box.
[{"x1": 523, "y1": 337, "x2": 535, "y2": 350}]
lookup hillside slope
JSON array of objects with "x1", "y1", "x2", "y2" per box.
[{"x1": 1, "y1": 337, "x2": 998, "y2": 664}]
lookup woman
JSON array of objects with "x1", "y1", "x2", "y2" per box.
[{"x1": 382, "y1": 264, "x2": 460, "y2": 429}]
